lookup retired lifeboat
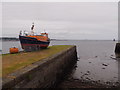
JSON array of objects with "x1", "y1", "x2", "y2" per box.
[{"x1": 19, "y1": 23, "x2": 50, "y2": 51}]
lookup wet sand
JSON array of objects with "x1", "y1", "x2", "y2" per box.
[{"x1": 57, "y1": 76, "x2": 119, "y2": 88}]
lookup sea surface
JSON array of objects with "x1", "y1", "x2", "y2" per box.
[{"x1": 1, "y1": 40, "x2": 119, "y2": 86}]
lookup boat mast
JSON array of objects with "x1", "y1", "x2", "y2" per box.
[{"x1": 31, "y1": 22, "x2": 34, "y2": 35}]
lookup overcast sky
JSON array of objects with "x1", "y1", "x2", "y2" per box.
[{"x1": 2, "y1": 2, "x2": 118, "y2": 40}]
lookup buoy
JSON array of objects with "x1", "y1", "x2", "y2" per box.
[{"x1": 9, "y1": 47, "x2": 19, "y2": 54}]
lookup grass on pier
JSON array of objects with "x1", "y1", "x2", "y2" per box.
[{"x1": 2, "y1": 45, "x2": 73, "y2": 77}]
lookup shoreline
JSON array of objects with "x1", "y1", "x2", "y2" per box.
[
  {"x1": 58, "y1": 77, "x2": 120, "y2": 88},
  {"x1": 57, "y1": 63, "x2": 120, "y2": 88},
  {"x1": 2, "y1": 40, "x2": 120, "y2": 88}
]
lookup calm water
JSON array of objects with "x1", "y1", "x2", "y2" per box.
[{"x1": 1, "y1": 40, "x2": 119, "y2": 86}]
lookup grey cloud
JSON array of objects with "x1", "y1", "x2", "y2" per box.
[{"x1": 2, "y1": 2, "x2": 118, "y2": 40}]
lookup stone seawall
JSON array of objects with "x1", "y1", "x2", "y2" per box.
[
  {"x1": 115, "y1": 43, "x2": 120, "y2": 58},
  {"x1": 2, "y1": 46, "x2": 77, "y2": 88}
]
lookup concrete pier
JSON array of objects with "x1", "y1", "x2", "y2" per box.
[
  {"x1": 115, "y1": 43, "x2": 120, "y2": 58},
  {"x1": 2, "y1": 45, "x2": 77, "y2": 88}
]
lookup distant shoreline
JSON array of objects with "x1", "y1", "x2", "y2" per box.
[
  {"x1": 0, "y1": 37, "x2": 19, "y2": 41},
  {"x1": 0, "y1": 37, "x2": 117, "y2": 41}
]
